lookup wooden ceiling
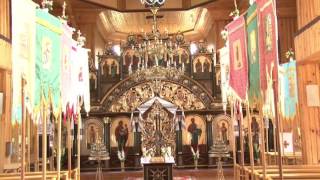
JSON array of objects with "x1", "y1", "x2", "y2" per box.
[
  {"x1": 48, "y1": 0, "x2": 297, "y2": 42},
  {"x1": 99, "y1": 7, "x2": 211, "y2": 41}
]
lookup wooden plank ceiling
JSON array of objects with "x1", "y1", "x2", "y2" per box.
[{"x1": 45, "y1": 0, "x2": 297, "y2": 42}]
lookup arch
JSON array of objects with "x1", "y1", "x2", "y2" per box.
[
  {"x1": 108, "y1": 81, "x2": 206, "y2": 112},
  {"x1": 100, "y1": 68, "x2": 215, "y2": 112},
  {"x1": 193, "y1": 55, "x2": 212, "y2": 73}
]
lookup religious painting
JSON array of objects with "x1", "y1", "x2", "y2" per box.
[
  {"x1": 265, "y1": 13, "x2": 273, "y2": 52},
  {"x1": 89, "y1": 72, "x2": 97, "y2": 90},
  {"x1": 110, "y1": 117, "x2": 134, "y2": 150},
  {"x1": 19, "y1": 23, "x2": 31, "y2": 59},
  {"x1": 123, "y1": 49, "x2": 139, "y2": 73},
  {"x1": 232, "y1": 39, "x2": 243, "y2": 70},
  {"x1": 182, "y1": 115, "x2": 206, "y2": 146},
  {"x1": 41, "y1": 37, "x2": 52, "y2": 69},
  {"x1": 101, "y1": 58, "x2": 119, "y2": 78},
  {"x1": 192, "y1": 55, "x2": 212, "y2": 73},
  {"x1": 85, "y1": 120, "x2": 103, "y2": 149},
  {"x1": 212, "y1": 115, "x2": 231, "y2": 147},
  {"x1": 249, "y1": 30, "x2": 257, "y2": 64},
  {"x1": 62, "y1": 45, "x2": 70, "y2": 71},
  {"x1": 176, "y1": 47, "x2": 190, "y2": 64}
]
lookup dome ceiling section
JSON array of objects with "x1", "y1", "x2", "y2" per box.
[{"x1": 99, "y1": 7, "x2": 212, "y2": 41}]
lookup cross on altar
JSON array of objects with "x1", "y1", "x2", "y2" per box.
[{"x1": 283, "y1": 140, "x2": 290, "y2": 148}]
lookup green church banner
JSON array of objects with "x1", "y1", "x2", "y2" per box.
[
  {"x1": 35, "y1": 9, "x2": 62, "y2": 115},
  {"x1": 246, "y1": 3, "x2": 261, "y2": 105}
]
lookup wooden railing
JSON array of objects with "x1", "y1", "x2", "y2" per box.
[
  {"x1": 235, "y1": 164, "x2": 320, "y2": 180},
  {"x1": 0, "y1": 169, "x2": 78, "y2": 180}
]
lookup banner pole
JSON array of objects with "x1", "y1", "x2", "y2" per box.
[
  {"x1": 42, "y1": 92, "x2": 47, "y2": 180},
  {"x1": 77, "y1": 111, "x2": 81, "y2": 180},
  {"x1": 258, "y1": 103, "x2": 267, "y2": 179},
  {"x1": 57, "y1": 110, "x2": 62, "y2": 180},
  {"x1": 230, "y1": 99, "x2": 237, "y2": 178},
  {"x1": 67, "y1": 115, "x2": 71, "y2": 178},
  {"x1": 238, "y1": 101, "x2": 245, "y2": 179},
  {"x1": 21, "y1": 78, "x2": 26, "y2": 180},
  {"x1": 246, "y1": 102, "x2": 255, "y2": 180}
]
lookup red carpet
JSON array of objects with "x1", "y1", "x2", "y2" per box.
[{"x1": 125, "y1": 177, "x2": 195, "y2": 180}]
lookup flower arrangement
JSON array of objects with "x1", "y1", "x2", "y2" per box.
[
  {"x1": 190, "y1": 147, "x2": 200, "y2": 160},
  {"x1": 161, "y1": 146, "x2": 172, "y2": 158},
  {"x1": 285, "y1": 48, "x2": 295, "y2": 60},
  {"x1": 117, "y1": 150, "x2": 126, "y2": 162}
]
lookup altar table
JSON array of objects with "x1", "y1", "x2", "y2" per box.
[{"x1": 143, "y1": 162, "x2": 173, "y2": 180}]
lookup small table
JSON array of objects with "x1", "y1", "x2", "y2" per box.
[{"x1": 143, "y1": 162, "x2": 173, "y2": 180}]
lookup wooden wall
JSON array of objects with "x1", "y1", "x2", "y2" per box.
[
  {"x1": 0, "y1": 0, "x2": 12, "y2": 173},
  {"x1": 296, "y1": 64, "x2": 320, "y2": 164},
  {"x1": 295, "y1": 0, "x2": 320, "y2": 164},
  {"x1": 296, "y1": 0, "x2": 320, "y2": 29}
]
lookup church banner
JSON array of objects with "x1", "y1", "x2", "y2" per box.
[
  {"x1": 70, "y1": 44, "x2": 91, "y2": 114},
  {"x1": 69, "y1": 42, "x2": 79, "y2": 115},
  {"x1": 219, "y1": 46, "x2": 230, "y2": 112},
  {"x1": 257, "y1": 0, "x2": 279, "y2": 91},
  {"x1": 246, "y1": 2, "x2": 261, "y2": 105},
  {"x1": 61, "y1": 23, "x2": 74, "y2": 114},
  {"x1": 35, "y1": 9, "x2": 62, "y2": 115},
  {"x1": 11, "y1": 0, "x2": 37, "y2": 123},
  {"x1": 279, "y1": 61, "x2": 298, "y2": 119},
  {"x1": 226, "y1": 15, "x2": 248, "y2": 100},
  {"x1": 257, "y1": 0, "x2": 279, "y2": 118},
  {"x1": 77, "y1": 47, "x2": 91, "y2": 113}
]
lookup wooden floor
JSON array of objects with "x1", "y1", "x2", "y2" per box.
[{"x1": 80, "y1": 168, "x2": 234, "y2": 180}]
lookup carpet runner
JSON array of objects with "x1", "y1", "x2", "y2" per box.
[{"x1": 125, "y1": 177, "x2": 195, "y2": 180}]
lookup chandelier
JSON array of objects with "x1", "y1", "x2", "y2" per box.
[
  {"x1": 127, "y1": 0, "x2": 184, "y2": 72},
  {"x1": 140, "y1": 0, "x2": 166, "y2": 6}
]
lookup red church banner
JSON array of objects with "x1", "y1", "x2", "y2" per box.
[
  {"x1": 226, "y1": 15, "x2": 248, "y2": 100},
  {"x1": 257, "y1": 0, "x2": 279, "y2": 91}
]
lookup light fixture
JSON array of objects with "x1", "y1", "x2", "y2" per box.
[
  {"x1": 190, "y1": 43, "x2": 198, "y2": 55},
  {"x1": 140, "y1": 0, "x2": 166, "y2": 6},
  {"x1": 207, "y1": 44, "x2": 215, "y2": 53},
  {"x1": 112, "y1": 45, "x2": 121, "y2": 56},
  {"x1": 128, "y1": 0, "x2": 184, "y2": 75}
]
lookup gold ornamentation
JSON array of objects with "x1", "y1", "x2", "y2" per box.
[
  {"x1": 141, "y1": 100, "x2": 175, "y2": 157},
  {"x1": 109, "y1": 81, "x2": 205, "y2": 112},
  {"x1": 132, "y1": 66, "x2": 184, "y2": 82},
  {"x1": 265, "y1": 13, "x2": 273, "y2": 52}
]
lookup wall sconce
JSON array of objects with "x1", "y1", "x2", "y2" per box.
[{"x1": 0, "y1": 92, "x2": 4, "y2": 115}]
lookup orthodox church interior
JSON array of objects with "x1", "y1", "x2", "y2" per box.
[{"x1": 0, "y1": 0, "x2": 320, "y2": 180}]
